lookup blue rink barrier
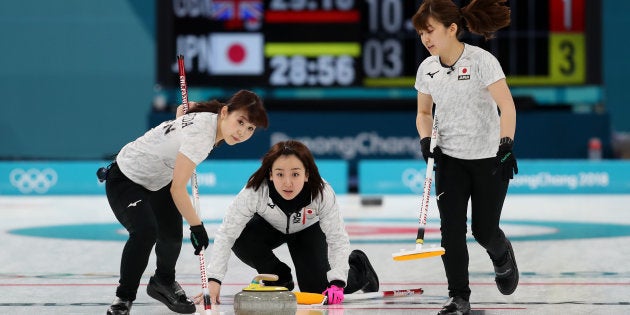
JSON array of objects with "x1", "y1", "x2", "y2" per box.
[
  {"x1": 0, "y1": 160, "x2": 348, "y2": 195},
  {"x1": 359, "y1": 160, "x2": 630, "y2": 194}
]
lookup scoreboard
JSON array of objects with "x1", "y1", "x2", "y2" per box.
[{"x1": 156, "y1": 0, "x2": 599, "y2": 104}]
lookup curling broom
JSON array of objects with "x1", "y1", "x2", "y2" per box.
[
  {"x1": 392, "y1": 116, "x2": 445, "y2": 261},
  {"x1": 294, "y1": 287, "x2": 424, "y2": 305},
  {"x1": 177, "y1": 54, "x2": 212, "y2": 313}
]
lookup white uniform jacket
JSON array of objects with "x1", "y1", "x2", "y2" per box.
[{"x1": 206, "y1": 180, "x2": 351, "y2": 285}]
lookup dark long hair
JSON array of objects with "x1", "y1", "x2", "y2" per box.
[
  {"x1": 246, "y1": 140, "x2": 325, "y2": 200},
  {"x1": 412, "y1": 0, "x2": 511, "y2": 40},
  {"x1": 187, "y1": 89, "x2": 269, "y2": 129}
]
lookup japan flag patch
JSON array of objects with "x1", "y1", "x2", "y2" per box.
[{"x1": 458, "y1": 66, "x2": 471, "y2": 80}]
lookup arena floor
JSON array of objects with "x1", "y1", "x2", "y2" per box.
[{"x1": 1, "y1": 194, "x2": 629, "y2": 314}]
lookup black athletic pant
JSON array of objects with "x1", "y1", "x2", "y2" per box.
[
  {"x1": 232, "y1": 214, "x2": 364, "y2": 294},
  {"x1": 105, "y1": 163, "x2": 183, "y2": 301},
  {"x1": 434, "y1": 154, "x2": 510, "y2": 301}
]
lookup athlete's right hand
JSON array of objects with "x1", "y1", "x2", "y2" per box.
[
  {"x1": 189, "y1": 223, "x2": 209, "y2": 255},
  {"x1": 194, "y1": 280, "x2": 221, "y2": 305},
  {"x1": 420, "y1": 137, "x2": 442, "y2": 165}
]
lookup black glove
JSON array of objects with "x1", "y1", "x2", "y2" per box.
[
  {"x1": 420, "y1": 137, "x2": 431, "y2": 163},
  {"x1": 494, "y1": 137, "x2": 518, "y2": 180},
  {"x1": 190, "y1": 223, "x2": 209, "y2": 255},
  {"x1": 420, "y1": 137, "x2": 442, "y2": 165},
  {"x1": 96, "y1": 164, "x2": 111, "y2": 183}
]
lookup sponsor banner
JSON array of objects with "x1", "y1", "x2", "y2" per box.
[
  {"x1": 0, "y1": 160, "x2": 347, "y2": 196},
  {"x1": 359, "y1": 160, "x2": 630, "y2": 195}
]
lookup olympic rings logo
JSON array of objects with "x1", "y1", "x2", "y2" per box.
[
  {"x1": 401, "y1": 168, "x2": 426, "y2": 194},
  {"x1": 9, "y1": 168, "x2": 58, "y2": 194}
]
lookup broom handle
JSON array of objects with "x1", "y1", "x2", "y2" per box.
[
  {"x1": 415, "y1": 115, "x2": 438, "y2": 249},
  {"x1": 177, "y1": 54, "x2": 211, "y2": 311}
]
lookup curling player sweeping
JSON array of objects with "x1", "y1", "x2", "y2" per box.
[{"x1": 409, "y1": 0, "x2": 520, "y2": 314}]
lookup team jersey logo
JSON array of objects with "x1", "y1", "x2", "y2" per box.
[
  {"x1": 426, "y1": 70, "x2": 440, "y2": 78},
  {"x1": 304, "y1": 208, "x2": 316, "y2": 220},
  {"x1": 458, "y1": 66, "x2": 471, "y2": 80}
]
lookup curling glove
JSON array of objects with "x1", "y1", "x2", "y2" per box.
[
  {"x1": 189, "y1": 223, "x2": 209, "y2": 255},
  {"x1": 494, "y1": 137, "x2": 518, "y2": 180},
  {"x1": 323, "y1": 284, "x2": 344, "y2": 305}
]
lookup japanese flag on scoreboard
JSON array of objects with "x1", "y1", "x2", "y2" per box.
[{"x1": 209, "y1": 33, "x2": 264, "y2": 75}]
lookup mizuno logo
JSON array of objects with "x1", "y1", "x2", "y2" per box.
[
  {"x1": 127, "y1": 200, "x2": 142, "y2": 208},
  {"x1": 267, "y1": 203, "x2": 276, "y2": 209},
  {"x1": 436, "y1": 192, "x2": 445, "y2": 200},
  {"x1": 426, "y1": 70, "x2": 440, "y2": 78}
]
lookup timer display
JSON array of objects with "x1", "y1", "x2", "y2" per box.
[{"x1": 157, "y1": 0, "x2": 600, "y2": 103}]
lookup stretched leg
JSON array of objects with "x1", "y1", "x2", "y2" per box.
[
  {"x1": 232, "y1": 214, "x2": 293, "y2": 288},
  {"x1": 286, "y1": 223, "x2": 330, "y2": 293},
  {"x1": 435, "y1": 155, "x2": 473, "y2": 301},
  {"x1": 105, "y1": 163, "x2": 156, "y2": 302},
  {"x1": 470, "y1": 158, "x2": 517, "y2": 295},
  {"x1": 150, "y1": 183, "x2": 183, "y2": 284},
  {"x1": 145, "y1": 182, "x2": 195, "y2": 314}
]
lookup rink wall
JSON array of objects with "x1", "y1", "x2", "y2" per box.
[
  {"x1": 359, "y1": 160, "x2": 630, "y2": 195},
  {"x1": 1, "y1": 160, "x2": 629, "y2": 196},
  {"x1": 0, "y1": 160, "x2": 347, "y2": 196}
]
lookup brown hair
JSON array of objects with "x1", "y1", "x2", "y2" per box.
[
  {"x1": 412, "y1": 0, "x2": 511, "y2": 40},
  {"x1": 188, "y1": 89, "x2": 269, "y2": 129},
  {"x1": 246, "y1": 140, "x2": 325, "y2": 200}
]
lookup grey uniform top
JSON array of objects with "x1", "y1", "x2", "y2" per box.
[
  {"x1": 206, "y1": 180, "x2": 351, "y2": 284},
  {"x1": 116, "y1": 112, "x2": 217, "y2": 191},
  {"x1": 414, "y1": 43, "x2": 505, "y2": 160}
]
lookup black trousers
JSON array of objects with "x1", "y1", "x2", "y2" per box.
[
  {"x1": 434, "y1": 154, "x2": 510, "y2": 300},
  {"x1": 105, "y1": 163, "x2": 183, "y2": 301},
  {"x1": 232, "y1": 214, "x2": 364, "y2": 294}
]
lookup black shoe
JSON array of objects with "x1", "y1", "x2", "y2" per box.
[
  {"x1": 106, "y1": 297, "x2": 132, "y2": 315},
  {"x1": 146, "y1": 276, "x2": 196, "y2": 314},
  {"x1": 437, "y1": 296, "x2": 470, "y2": 315},
  {"x1": 350, "y1": 249, "x2": 379, "y2": 292},
  {"x1": 494, "y1": 239, "x2": 519, "y2": 295}
]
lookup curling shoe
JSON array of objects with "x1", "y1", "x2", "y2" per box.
[
  {"x1": 350, "y1": 249, "x2": 379, "y2": 292},
  {"x1": 437, "y1": 296, "x2": 471, "y2": 315},
  {"x1": 146, "y1": 276, "x2": 196, "y2": 314},
  {"x1": 494, "y1": 239, "x2": 519, "y2": 295},
  {"x1": 106, "y1": 297, "x2": 132, "y2": 315}
]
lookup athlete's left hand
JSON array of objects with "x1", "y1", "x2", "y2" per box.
[
  {"x1": 323, "y1": 284, "x2": 344, "y2": 305},
  {"x1": 494, "y1": 137, "x2": 518, "y2": 180}
]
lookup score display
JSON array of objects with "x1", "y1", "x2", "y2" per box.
[
  {"x1": 156, "y1": 0, "x2": 598, "y2": 101},
  {"x1": 158, "y1": 0, "x2": 420, "y2": 90}
]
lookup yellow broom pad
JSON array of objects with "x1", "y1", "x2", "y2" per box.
[
  {"x1": 294, "y1": 292, "x2": 326, "y2": 305},
  {"x1": 392, "y1": 247, "x2": 445, "y2": 261}
]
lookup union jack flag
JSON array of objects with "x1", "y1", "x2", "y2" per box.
[{"x1": 211, "y1": 0, "x2": 262, "y2": 21}]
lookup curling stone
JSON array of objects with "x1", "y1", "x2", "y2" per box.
[
  {"x1": 233, "y1": 274, "x2": 297, "y2": 315},
  {"x1": 360, "y1": 195, "x2": 383, "y2": 206}
]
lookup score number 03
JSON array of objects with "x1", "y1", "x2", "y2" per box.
[{"x1": 269, "y1": 55, "x2": 356, "y2": 86}]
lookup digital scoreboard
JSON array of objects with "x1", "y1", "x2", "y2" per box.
[{"x1": 156, "y1": 0, "x2": 599, "y2": 104}]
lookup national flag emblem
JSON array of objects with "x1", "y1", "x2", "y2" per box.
[
  {"x1": 239, "y1": 1, "x2": 263, "y2": 20},
  {"x1": 305, "y1": 208, "x2": 316, "y2": 219},
  {"x1": 458, "y1": 66, "x2": 471, "y2": 80},
  {"x1": 211, "y1": 0, "x2": 262, "y2": 21},
  {"x1": 209, "y1": 33, "x2": 264, "y2": 75},
  {"x1": 211, "y1": 1, "x2": 236, "y2": 21}
]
